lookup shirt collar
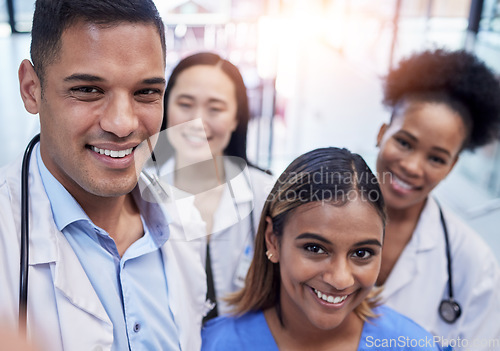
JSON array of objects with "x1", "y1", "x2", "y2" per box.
[
  {"x1": 37, "y1": 145, "x2": 170, "y2": 245},
  {"x1": 36, "y1": 144, "x2": 88, "y2": 231},
  {"x1": 132, "y1": 182, "x2": 170, "y2": 246}
]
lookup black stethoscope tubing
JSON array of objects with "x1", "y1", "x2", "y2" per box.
[
  {"x1": 436, "y1": 200, "x2": 462, "y2": 323},
  {"x1": 19, "y1": 133, "x2": 40, "y2": 332}
]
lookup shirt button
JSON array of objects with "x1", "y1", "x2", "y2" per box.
[{"x1": 134, "y1": 323, "x2": 141, "y2": 333}]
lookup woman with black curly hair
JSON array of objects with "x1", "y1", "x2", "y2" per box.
[{"x1": 375, "y1": 49, "x2": 500, "y2": 347}]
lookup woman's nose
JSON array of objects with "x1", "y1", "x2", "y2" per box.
[
  {"x1": 322, "y1": 259, "x2": 355, "y2": 291},
  {"x1": 399, "y1": 152, "x2": 424, "y2": 178}
]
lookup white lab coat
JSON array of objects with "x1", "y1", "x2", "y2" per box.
[
  {"x1": 0, "y1": 151, "x2": 206, "y2": 351},
  {"x1": 155, "y1": 158, "x2": 274, "y2": 315},
  {"x1": 381, "y1": 197, "x2": 500, "y2": 349}
]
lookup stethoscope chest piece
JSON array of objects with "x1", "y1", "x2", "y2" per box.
[
  {"x1": 439, "y1": 298, "x2": 462, "y2": 324},
  {"x1": 436, "y1": 200, "x2": 462, "y2": 324}
]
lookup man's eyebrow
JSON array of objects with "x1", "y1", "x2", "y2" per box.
[
  {"x1": 142, "y1": 77, "x2": 166, "y2": 85},
  {"x1": 63, "y1": 75, "x2": 166, "y2": 86},
  {"x1": 64, "y1": 74, "x2": 104, "y2": 82}
]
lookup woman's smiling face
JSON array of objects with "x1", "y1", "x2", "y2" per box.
[
  {"x1": 376, "y1": 100, "x2": 466, "y2": 211},
  {"x1": 265, "y1": 198, "x2": 384, "y2": 332},
  {"x1": 166, "y1": 64, "x2": 238, "y2": 163}
]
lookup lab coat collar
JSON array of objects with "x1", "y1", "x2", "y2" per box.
[
  {"x1": 223, "y1": 157, "x2": 254, "y2": 204},
  {"x1": 141, "y1": 169, "x2": 206, "y2": 350},
  {"x1": 159, "y1": 157, "x2": 255, "y2": 204},
  {"x1": 381, "y1": 197, "x2": 441, "y2": 299},
  {"x1": 155, "y1": 157, "x2": 255, "y2": 239},
  {"x1": 7, "y1": 145, "x2": 113, "y2": 334},
  {"x1": 36, "y1": 145, "x2": 88, "y2": 233},
  {"x1": 414, "y1": 197, "x2": 441, "y2": 252},
  {"x1": 160, "y1": 238, "x2": 205, "y2": 351},
  {"x1": 17, "y1": 145, "x2": 59, "y2": 265}
]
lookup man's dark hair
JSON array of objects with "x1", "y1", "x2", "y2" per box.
[{"x1": 30, "y1": 0, "x2": 166, "y2": 86}]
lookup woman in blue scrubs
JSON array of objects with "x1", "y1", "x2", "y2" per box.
[{"x1": 202, "y1": 147, "x2": 441, "y2": 351}]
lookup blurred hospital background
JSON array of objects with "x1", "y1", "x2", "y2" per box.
[{"x1": 1, "y1": 0, "x2": 499, "y2": 261}]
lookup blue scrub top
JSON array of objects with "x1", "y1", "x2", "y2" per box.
[{"x1": 202, "y1": 305, "x2": 442, "y2": 351}]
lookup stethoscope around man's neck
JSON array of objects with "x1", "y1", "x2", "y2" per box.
[{"x1": 19, "y1": 133, "x2": 40, "y2": 333}]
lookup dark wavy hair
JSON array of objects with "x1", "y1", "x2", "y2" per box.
[
  {"x1": 161, "y1": 52, "x2": 250, "y2": 163},
  {"x1": 30, "y1": 0, "x2": 165, "y2": 87},
  {"x1": 383, "y1": 49, "x2": 500, "y2": 151},
  {"x1": 227, "y1": 147, "x2": 386, "y2": 323}
]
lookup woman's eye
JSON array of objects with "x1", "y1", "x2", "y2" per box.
[
  {"x1": 352, "y1": 249, "x2": 373, "y2": 259},
  {"x1": 209, "y1": 107, "x2": 224, "y2": 114},
  {"x1": 395, "y1": 137, "x2": 411, "y2": 149},
  {"x1": 429, "y1": 155, "x2": 446, "y2": 165},
  {"x1": 304, "y1": 244, "x2": 326, "y2": 254}
]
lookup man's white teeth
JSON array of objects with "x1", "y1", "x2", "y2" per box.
[
  {"x1": 313, "y1": 288, "x2": 348, "y2": 304},
  {"x1": 91, "y1": 146, "x2": 133, "y2": 158},
  {"x1": 393, "y1": 175, "x2": 413, "y2": 190}
]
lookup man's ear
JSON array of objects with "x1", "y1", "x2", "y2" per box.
[
  {"x1": 18, "y1": 59, "x2": 41, "y2": 115},
  {"x1": 264, "y1": 216, "x2": 279, "y2": 263},
  {"x1": 376, "y1": 123, "x2": 388, "y2": 147}
]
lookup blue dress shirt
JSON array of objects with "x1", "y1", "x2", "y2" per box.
[{"x1": 36, "y1": 145, "x2": 180, "y2": 351}]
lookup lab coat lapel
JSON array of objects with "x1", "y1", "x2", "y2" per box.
[
  {"x1": 53, "y1": 230, "x2": 110, "y2": 323},
  {"x1": 139, "y1": 170, "x2": 208, "y2": 350},
  {"x1": 52, "y1": 230, "x2": 113, "y2": 350},
  {"x1": 211, "y1": 158, "x2": 254, "y2": 235},
  {"x1": 52, "y1": 232, "x2": 113, "y2": 350},
  {"x1": 382, "y1": 199, "x2": 439, "y2": 299},
  {"x1": 161, "y1": 237, "x2": 205, "y2": 351},
  {"x1": 381, "y1": 237, "x2": 419, "y2": 299},
  {"x1": 21, "y1": 149, "x2": 113, "y2": 349}
]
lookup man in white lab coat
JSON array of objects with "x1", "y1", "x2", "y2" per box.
[{"x1": 0, "y1": 0, "x2": 206, "y2": 350}]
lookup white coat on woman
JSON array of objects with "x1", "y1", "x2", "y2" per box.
[
  {"x1": 156, "y1": 157, "x2": 274, "y2": 315},
  {"x1": 381, "y1": 197, "x2": 500, "y2": 349}
]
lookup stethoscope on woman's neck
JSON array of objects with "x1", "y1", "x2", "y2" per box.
[
  {"x1": 384, "y1": 197, "x2": 462, "y2": 324},
  {"x1": 435, "y1": 199, "x2": 462, "y2": 323}
]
